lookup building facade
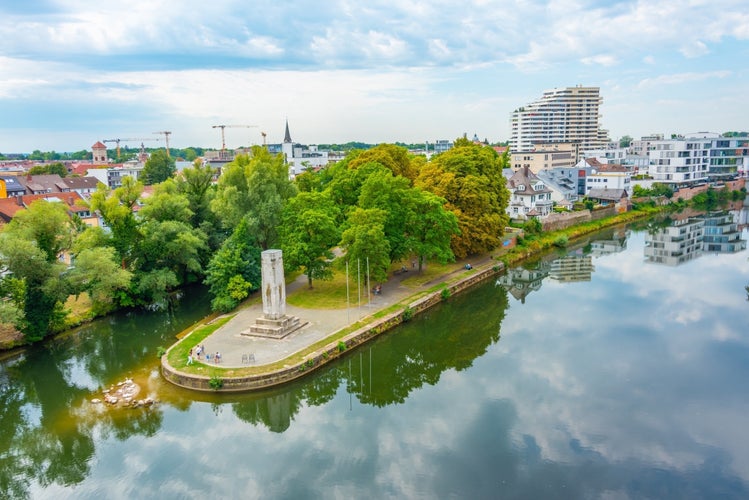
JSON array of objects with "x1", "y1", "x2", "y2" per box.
[
  {"x1": 510, "y1": 143, "x2": 578, "y2": 173},
  {"x1": 506, "y1": 166, "x2": 554, "y2": 218},
  {"x1": 510, "y1": 86, "x2": 609, "y2": 155}
]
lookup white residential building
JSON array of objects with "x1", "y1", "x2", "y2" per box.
[
  {"x1": 506, "y1": 166, "x2": 554, "y2": 218},
  {"x1": 646, "y1": 137, "x2": 711, "y2": 185},
  {"x1": 646, "y1": 132, "x2": 749, "y2": 184},
  {"x1": 582, "y1": 160, "x2": 631, "y2": 194},
  {"x1": 510, "y1": 86, "x2": 609, "y2": 155},
  {"x1": 87, "y1": 163, "x2": 144, "y2": 189}
]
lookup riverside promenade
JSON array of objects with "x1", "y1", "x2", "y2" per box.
[{"x1": 162, "y1": 253, "x2": 500, "y2": 392}]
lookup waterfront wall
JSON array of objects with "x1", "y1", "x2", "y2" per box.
[
  {"x1": 162, "y1": 263, "x2": 504, "y2": 392},
  {"x1": 542, "y1": 205, "x2": 617, "y2": 232}
]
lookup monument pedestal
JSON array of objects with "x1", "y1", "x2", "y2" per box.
[
  {"x1": 243, "y1": 314, "x2": 304, "y2": 339},
  {"x1": 242, "y1": 249, "x2": 306, "y2": 339}
]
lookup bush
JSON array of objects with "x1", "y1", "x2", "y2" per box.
[
  {"x1": 440, "y1": 288, "x2": 451, "y2": 301},
  {"x1": 156, "y1": 346, "x2": 166, "y2": 358},
  {"x1": 402, "y1": 307, "x2": 413, "y2": 322},
  {"x1": 209, "y1": 375, "x2": 223, "y2": 390},
  {"x1": 552, "y1": 235, "x2": 569, "y2": 248},
  {"x1": 338, "y1": 341, "x2": 346, "y2": 352}
]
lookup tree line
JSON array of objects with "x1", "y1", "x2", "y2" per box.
[{"x1": 0, "y1": 140, "x2": 510, "y2": 343}]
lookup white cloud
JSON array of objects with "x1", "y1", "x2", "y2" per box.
[
  {"x1": 679, "y1": 40, "x2": 709, "y2": 58},
  {"x1": 638, "y1": 70, "x2": 732, "y2": 88},
  {"x1": 581, "y1": 54, "x2": 618, "y2": 67}
]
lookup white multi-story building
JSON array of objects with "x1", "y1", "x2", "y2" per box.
[
  {"x1": 510, "y1": 86, "x2": 609, "y2": 156},
  {"x1": 582, "y1": 160, "x2": 631, "y2": 194},
  {"x1": 646, "y1": 132, "x2": 749, "y2": 184},
  {"x1": 646, "y1": 137, "x2": 711, "y2": 185},
  {"x1": 87, "y1": 163, "x2": 144, "y2": 189}
]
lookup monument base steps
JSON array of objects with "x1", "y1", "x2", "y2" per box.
[{"x1": 242, "y1": 315, "x2": 306, "y2": 339}]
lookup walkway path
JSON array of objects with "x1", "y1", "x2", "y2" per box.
[{"x1": 193, "y1": 255, "x2": 495, "y2": 369}]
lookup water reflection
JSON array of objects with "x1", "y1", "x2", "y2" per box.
[
  {"x1": 0, "y1": 287, "x2": 210, "y2": 498},
  {"x1": 1, "y1": 220, "x2": 748, "y2": 498},
  {"x1": 645, "y1": 210, "x2": 747, "y2": 266}
]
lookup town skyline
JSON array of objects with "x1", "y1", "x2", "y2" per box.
[{"x1": 1, "y1": 1, "x2": 748, "y2": 153}]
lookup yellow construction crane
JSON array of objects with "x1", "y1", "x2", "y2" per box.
[
  {"x1": 153, "y1": 131, "x2": 172, "y2": 157},
  {"x1": 102, "y1": 137, "x2": 159, "y2": 159},
  {"x1": 212, "y1": 125, "x2": 258, "y2": 152}
]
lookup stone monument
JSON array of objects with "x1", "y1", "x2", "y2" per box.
[{"x1": 244, "y1": 249, "x2": 303, "y2": 338}]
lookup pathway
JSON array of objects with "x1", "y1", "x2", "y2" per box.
[{"x1": 192, "y1": 255, "x2": 494, "y2": 369}]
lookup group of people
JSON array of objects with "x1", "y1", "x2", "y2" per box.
[{"x1": 187, "y1": 344, "x2": 221, "y2": 365}]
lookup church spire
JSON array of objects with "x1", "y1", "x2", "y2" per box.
[{"x1": 283, "y1": 119, "x2": 292, "y2": 143}]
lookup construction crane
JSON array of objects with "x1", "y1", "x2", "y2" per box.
[
  {"x1": 153, "y1": 131, "x2": 172, "y2": 157},
  {"x1": 212, "y1": 125, "x2": 258, "y2": 152},
  {"x1": 102, "y1": 137, "x2": 160, "y2": 159}
]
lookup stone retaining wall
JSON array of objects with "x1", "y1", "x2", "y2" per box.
[{"x1": 162, "y1": 263, "x2": 503, "y2": 392}]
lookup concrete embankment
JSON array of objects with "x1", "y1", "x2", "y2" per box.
[{"x1": 161, "y1": 262, "x2": 503, "y2": 392}]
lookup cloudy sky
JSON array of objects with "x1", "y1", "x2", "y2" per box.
[{"x1": 1, "y1": 0, "x2": 747, "y2": 153}]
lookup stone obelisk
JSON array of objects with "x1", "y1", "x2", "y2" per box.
[
  {"x1": 261, "y1": 249, "x2": 285, "y2": 320},
  {"x1": 245, "y1": 249, "x2": 302, "y2": 338}
]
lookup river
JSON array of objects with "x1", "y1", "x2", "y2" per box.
[{"x1": 1, "y1": 208, "x2": 748, "y2": 499}]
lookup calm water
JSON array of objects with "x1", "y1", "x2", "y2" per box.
[{"x1": 2, "y1": 210, "x2": 748, "y2": 499}]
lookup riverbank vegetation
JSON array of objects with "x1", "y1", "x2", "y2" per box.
[{"x1": 1, "y1": 137, "x2": 745, "y2": 347}]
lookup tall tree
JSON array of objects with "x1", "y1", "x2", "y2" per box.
[
  {"x1": 0, "y1": 201, "x2": 75, "y2": 341},
  {"x1": 357, "y1": 168, "x2": 413, "y2": 262},
  {"x1": 417, "y1": 140, "x2": 509, "y2": 258},
  {"x1": 340, "y1": 208, "x2": 391, "y2": 284},
  {"x1": 204, "y1": 217, "x2": 262, "y2": 312},
  {"x1": 211, "y1": 148, "x2": 296, "y2": 248},
  {"x1": 88, "y1": 176, "x2": 142, "y2": 268},
  {"x1": 66, "y1": 247, "x2": 132, "y2": 315},
  {"x1": 280, "y1": 192, "x2": 341, "y2": 288},
  {"x1": 142, "y1": 149, "x2": 176, "y2": 185},
  {"x1": 405, "y1": 189, "x2": 460, "y2": 271},
  {"x1": 347, "y1": 143, "x2": 418, "y2": 181}
]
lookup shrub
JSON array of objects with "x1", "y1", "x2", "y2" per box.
[
  {"x1": 209, "y1": 375, "x2": 223, "y2": 390},
  {"x1": 552, "y1": 235, "x2": 569, "y2": 248},
  {"x1": 402, "y1": 307, "x2": 413, "y2": 322},
  {"x1": 338, "y1": 341, "x2": 346, "y2": 352},
  {"x1": 440, "y1": 288, "x2": 451, "y2": 301},
  {"x1": 156, "y1": 346, "x2": 166, "y2": 358}
]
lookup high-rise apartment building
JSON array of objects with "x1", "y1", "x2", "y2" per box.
[{"x1": 510, "y1": 86, "x2": 609, "y2": 156}]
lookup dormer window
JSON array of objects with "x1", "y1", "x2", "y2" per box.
[{"x1": 517, "y1": 184, "x2": 525, "y2": 191}]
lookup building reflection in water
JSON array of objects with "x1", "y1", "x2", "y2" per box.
[
  {"x1": 496, "y1": 261, "x2": 551, "y2": 304},
  {"x1": 644, "y1": 211, "x2": 747, "y2": 266},
  {"x1": 548, "y1": 254, "x2": 594, "y2": 282}
]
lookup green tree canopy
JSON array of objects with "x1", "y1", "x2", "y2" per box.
[
  {"x1": 280, "y1": 191, "x2": 341, "y2": 288},
  {"x1": 89, "y1": 176, "x2": 143, "y2": 268},
  {"x1": 204, "y1": 217, "x2": 262, "y2": 312},
  {"x1": 404, "y1": 189, "x2": 460, "y2": 271},
  {"x1": 0, "y1": 200, "x2": 75, "y2": 340},
  {"x1": 340, "y1": 207, "x2": 391, "y2": 284},
  {"x1": 211, "y1": 148, "x2": 297, "y2": 248},
  {"x1": 67, "y1": 247, "x2": 132, "y2": 315},
  {"x1": 142, "y1": 149, "x2": 176, "y2": 185},
  {"x1": 346, "y1": 143, "x2": 418, "y2": 181},
  {"x1": 416, "y1": 140, "x2": 509, "y2": 258}
]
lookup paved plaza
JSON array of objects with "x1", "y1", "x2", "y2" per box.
[{"x1": 192, "y1": 254, "x2": 493, "y2": 369}]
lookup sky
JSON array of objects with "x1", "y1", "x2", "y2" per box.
[{"x1": 1, "y1": 0, "x2": 748, "y2": 154}]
